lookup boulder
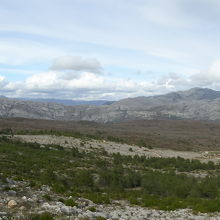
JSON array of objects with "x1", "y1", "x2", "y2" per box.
[{"x1": 7, "y1": 200, "x2": 17, "y2": 208}]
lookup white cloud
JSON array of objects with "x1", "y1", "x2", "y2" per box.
[
  {"x1": 209, "y1": 60, "x2": 220, "y2": 77},
  {"x1": 0, "y1": 76, "x2": 7, "y2": 87},
  {"x1": 51, "y1": 56, "x2": 102, "y2": 73},
  {"x1": 60, "y1": 72, "x2": 82, "y2": 80},
  {"x1": 152, "y1": 59, "x2": 220, "y2": 91},
  {"x1": 189, "y1": 60, "x2": 220, "y2": 87},
  {"x1": 0, "y1": 69, "x2": 157, "y2": 100},
  {"x1": 1, "y1": 55, "x2": 220, "y2": 100},
  {"x1": 0, "y1": 70, "x2": 218, "y2": 100}
]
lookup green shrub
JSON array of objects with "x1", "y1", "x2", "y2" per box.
[
  {"x1": 2, "y1": 135, "x2": 220, "y2": 213},
  {"x1": 64, "y1": 198, "x2": 77, "y2": 207},
  {"x1": 43, "y1": 194, "x2": 52, "y2": 201},
  {"x1": 58, "y1": 198, "x2": 65, "y2": 203},
  {"x1": 96, "y1": 217, "x2": 107, "y2": 220},
  {"x1": 30, "y1": 213, "x2": 54, "y2": 220},
  {"x1": 88, "y1": 206, "x2": 96, "y2": 212}
]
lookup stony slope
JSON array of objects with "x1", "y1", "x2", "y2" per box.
[
  {"x1": 14, "y1": 134, "x2": 220, "y2": 163},
  {"x1": 2, "y1": 134, "x2": 220, "y2": 219},
  {"x1": 1, "y1": 87, "x2": 220, "y2": 122}
]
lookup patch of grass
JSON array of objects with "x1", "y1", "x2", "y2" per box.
[
  {"x1": 42, "y1": 194, "x2": 52, "y2": 201},
  {"x1": 64, "y1": 198, "x2": 77, "y2": 207},
  {"x1": 96, "y1": 217, "x2": 107, "y2": 220},
  {"x1": 88, "y1": 206, "x2": 96, "y2": 212},
  {"x1": 30, "y1": 213, "x2": 54, "y2": 220}
]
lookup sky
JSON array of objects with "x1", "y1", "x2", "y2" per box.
[{"x1": 1, "y1": 0, "x2": 220, "y2": 100}]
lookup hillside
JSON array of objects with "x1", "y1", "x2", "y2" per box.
[
  {"x1": 2, "y1": 131, "x2": 220, "y2": 219},
  {"x1": 1, "y1": 88, "x2": 220, "y2": 122},
  {"x1": 1, "y1": 118, "x2": 220, "y2": 151}
]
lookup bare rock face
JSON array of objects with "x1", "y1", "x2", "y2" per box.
[{"x1": 0, "y1": 87, "x2": 220, "y2": 122}]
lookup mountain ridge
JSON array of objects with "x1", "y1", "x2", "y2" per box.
[
  {"x1": 15, "y1": 98, "x2": 113, "y2": 106},
  {"x1": 0, "y1": 87, "x2": 220, "y2": 122}
]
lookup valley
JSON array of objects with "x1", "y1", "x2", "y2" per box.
[
  {"x1": 2, "y1": 0, "x2": 220, "y2": 219},
  {"x1": 1, "y1": 117, "x2": 220, "y2": 151},
  {"x1": 1, "y1": 122, "x2": 220, "y2": 219},
  {"x1": 1, "y1": 98, "x2": 220, "y2": 219}
]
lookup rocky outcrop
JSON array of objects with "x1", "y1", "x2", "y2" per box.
[
  {"x1": 1, "y1": 87, "x2": 220, "y2": 122},
  {"x1": 1, "y1": 178, "x2": 220, "y2": 220}
]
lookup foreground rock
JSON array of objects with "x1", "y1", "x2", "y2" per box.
[
  {"x1": 1, "y1": 178, "x2": 220, "y2": 219},
  {"x1": 7, "y1": 200, "x2": 17, "y2": 208}
]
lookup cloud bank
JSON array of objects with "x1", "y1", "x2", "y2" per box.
[
  {"x1": 1, "y1": 57, "x2": 220, "y2": 100},
  {"x1": 51, "y1": 56, "x2": 102, "y2": 73}
]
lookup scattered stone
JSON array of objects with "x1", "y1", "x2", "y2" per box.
[
  {"x1": 27, "y1": 198, "x2": 34, "y2": 202},
  {"x1": 7, "y1": 200, "x2": 17, "y2": 208},
  {"x1": 0, "y1": 213, "x2": 7, "y2": 217},
  {"x1": 19, "y1": 206, "x2": 26, "y2": 211},
  {"x1": 7, "y1": 190, "x2": 16, "y2": 197},
  {"x1": 60, "y1": 206, "x2": 76, "y2": 215},
  {"x1": 6, "y1": 178, "x2": 15, "y2": 185},
  {"x1": 21, "y1": 196, "x2": 27, "y2": 201}
]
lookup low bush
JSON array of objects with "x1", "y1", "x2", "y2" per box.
[
  {"x1": 30, "y1": 213, "x2": 54, "y2": 220},
  {"x1": 1, "y1": 137, "x2": 220, "y2": 212}
]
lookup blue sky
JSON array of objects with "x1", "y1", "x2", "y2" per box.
[{"x1": 1, "y1": 0, "x2": 220, "y2": 100}]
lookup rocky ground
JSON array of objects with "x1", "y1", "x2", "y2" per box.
[
  {"x1": 14, "y1": 135, "x2": 220, "y2": 163},
  {"x1": 1, "y1": 178, "x2": 220, "y2": 220},
  {"x1": 2, "y1": 135, "x2": 220, "y2": 219}
]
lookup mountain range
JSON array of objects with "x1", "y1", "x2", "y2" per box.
[
  {"x1": 0, "y1": 87, "x2": 220, "y2": 123},
  {"x1": 20, "y1": 98, "x2": 113, "y2": 106}
]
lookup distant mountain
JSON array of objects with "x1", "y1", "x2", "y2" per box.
[
  {"x1": 114, "y1": 87, "x2": 220, "y2": 108},
  {"x1": 0, "y1": 87, "x2": 220, "y2": 122},
  {"x1": 20, "y1": 98, "x2": 112, "y2": 106}
]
